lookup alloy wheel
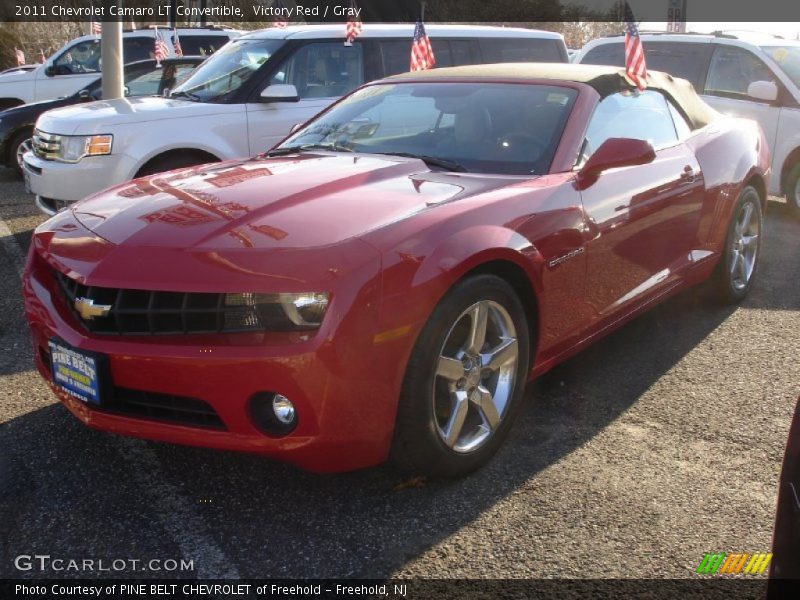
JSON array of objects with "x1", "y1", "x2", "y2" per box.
[
  {"x1": 729, "y1": 197, "x2": 760, "y2": 291},
  {"x1": 432, "y1": 300, "x2": 519, "y2": 453},
  {"x1": 15, "y1": 137, "x2": 32, "y2": 169}
]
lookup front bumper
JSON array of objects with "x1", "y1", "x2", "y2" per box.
[
  {"x1": 23, "y1": 150, "x2": 137, "y2": 213},
  {"x1": 23, "y1": 228, "x2": 409, "y2": 473}
]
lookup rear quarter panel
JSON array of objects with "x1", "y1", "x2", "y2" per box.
[{"x1": 684, "y1": 116, "x2": 769, "y2": 253}]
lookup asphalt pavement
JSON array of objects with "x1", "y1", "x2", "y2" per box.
[{"x1": 0, "y1": 167, "x2": 798, "y2": 581}]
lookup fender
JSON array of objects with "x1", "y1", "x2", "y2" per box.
[{"x1": 127, "y1": 143, "x2": 225, "y2": 179}]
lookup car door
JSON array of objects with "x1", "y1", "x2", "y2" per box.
[
  {"x1": 701, "y1": 44, "x2": 781, "y2": 159},
  {"x1": 35, "y1": 39, "x2": 101, "y2": 101},
  {"x1": 578, "y1": 90, "x2": 705, "y2": 319},
  {"x1": 246, "y1": 41, "x2": 365, "y2": 154}
]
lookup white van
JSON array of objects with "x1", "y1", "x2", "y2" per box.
[
  {"x1": 0, "y1": 26, "x2": 237, "y2": 108},
  {"x1": 575, "y1": 32, "x2": 800, "y2": 217},
  {"x1": 23, "y1": 24, "x2": 568, "y2": 215}
]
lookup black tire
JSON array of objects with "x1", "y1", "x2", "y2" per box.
[
  {"x1": 136, "y1": 152, "x2": 216, "y2": 178},
  {"x1": 8, "y1": 129, "x2": 33, "y2": 176},
  {"x1": 390, "y1": 274, "x2": 531, "y2": 478},
  {"x1": 710, "y1": 185, "x2": 763, "y2": 303},
  {"x1": 786, "y1": 163, "x2": 800, "y2": 219}
]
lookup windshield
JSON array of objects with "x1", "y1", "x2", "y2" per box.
[
  {"x1": 171, "y1": 38, "x2": 283, "y2": 103},
  {"x1": 762, "y1": 45, "x2": 800, "y2": 89},
  {"x1": 277, "y1": 82, "x2": 577, "y2": 175}
]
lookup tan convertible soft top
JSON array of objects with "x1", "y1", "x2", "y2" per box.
[{"x1": 385, "y1": 62, "x2": 719, "y2": 130}]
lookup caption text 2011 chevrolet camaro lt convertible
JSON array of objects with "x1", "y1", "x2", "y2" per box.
[{"x1": 23, "y1": 64, "x2": 769, "y2": 476}]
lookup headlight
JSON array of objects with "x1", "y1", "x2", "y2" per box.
[
  {"x1": 58, "y1": 134, "x2": 113, "y2": 161},
  {"x1": 223, "y1": 292, "x2": 330, "y2": 331}
]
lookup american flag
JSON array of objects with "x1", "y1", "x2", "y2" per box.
[
  {"x1": 274, "y1": 0, "x2": 288, "y2": 28},
  {"x1": 345, "y1": 0, "x2": 362, "y2": 46},
  {"x1": 91, "y1": 20, "x2": 102, "y2": 35},
  {"x1": 410, "y1": 20, "x2": 435, "y2": 72},
  {"x1": 39, "y1": 49, "x2": 46, "y2": 64},
  {"x1": 154, "y1": 28, "x2": 169, "y2": 66},
  {"x1": 172, "y1": 29, "x2": 183, "y2": 57},
  {"x1": 623, "y1": 2, "x2": 647, "y2": 90},
  {"x1": 14, "y1": 48, "x2": 25, "y2": 66}
]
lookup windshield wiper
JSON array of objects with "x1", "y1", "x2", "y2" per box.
[
  {"x1": 265, "y1": 143, "x2": 354, "y2": 156},
  {"x1": 169, "y1": 90, "x2": 201, "y2": 102},
  {"x1": 374, "y1": 152, "x2": 466, "y2": 172}
]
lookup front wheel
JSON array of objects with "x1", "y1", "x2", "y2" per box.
[
  {"x1": 390, "y1": 275, "x2": 531, "y2": 477},
  {"x1": 710, "y1": 185, "x2": 763, "y2": 303},
  {"x1": 9, "y1": 129, "x2": 32, "y2": 176},
  {"x1": 786, "y1": 163, "x2": 800, "y2": 219}
]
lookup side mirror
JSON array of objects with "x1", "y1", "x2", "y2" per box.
[
  {"x1": 162, "y1": 87, "x2": 171, "y2": 98},
  {"x1": 747, "y1": 80, "x2": 778, "y2": 102},
  {"x1": 259, "y1": 84, "x2": 299, "y2": 103},
  {"x1": 123, "y1": 85, "x2": 130, "y2": 97},
  {"x1": 576, "y1": 137, "x2": 655, "y2": 189},
  {"x1": 44, "y1": 65, "x2": 56, "y2": 77},
  {"x1": 78, "y1": 89, "x2": 91, "y2": 100}
]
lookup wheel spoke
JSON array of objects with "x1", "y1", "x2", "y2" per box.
[
  {"x1": 465, "y1": 303, "x2": 489, "y2": 355},
  {"x1": 442, "y1": 391, "x2": 469, "y2": 447},
  {"x1": 742, "y1": 233, "x2": 758, "y2": 251},
  {"x1": 481, "y1": 337, "x2": 518, "y2": 372},
  {"x1": 738, "y1": 203, "x2": 753, "y2": 234},
  {"x1": 729, "y1": 250, "x2": 741, "y2": 276},
  {"x1": 737, "y1": 252, "x2": 748, "y2": 280},
  {"x1": 437, "y1": 356, "x2": 465, "y2": 382},
  {"x1": 474, "y1": 386, "x2": 501, "y2": 431}
]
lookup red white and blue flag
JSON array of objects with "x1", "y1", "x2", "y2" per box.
[
  {"x1": 623, "y1": 2, "x2": 647, "y2": 90},
  {"x1": 91, "y1": 20, "x2": 102, "y2": 35},
  {"x1": 172, "y1": 29, "x2": 183, "y2": 57},
  {"x1": 154, "y1": 28, "x2": 169, "y2": 66},
  {"x1": 410, "y1": 19, "x2": 435, "y2": 71},
  {"x1": 345, "y1": 0, "x2": 362, "y2": 46},
  {"x1": 14, "y1": 47, "x2": 25, "y2": 66},
  {"x1": 274, "y1": 0, "x2": 288, "y2": 28}
]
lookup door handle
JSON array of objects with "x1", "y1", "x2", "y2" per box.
[{"x1": 680, "y1": 165, "x2": 696, "y2": 184}]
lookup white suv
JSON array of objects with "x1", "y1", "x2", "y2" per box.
[
  {"x1": 0, "y1": 27, "x2": 237, "y2": 109},
  {"x1": 22, "y1": 24, "x2": 568, "y2": 215},
  {"x1": 575, "y1": 32, "x2": 800, "y2": 217}
]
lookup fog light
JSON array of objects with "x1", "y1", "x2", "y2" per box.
[
  {"x1": 249, "y1": 392, "x2": 298, "y2": 436},
  {"x1": 272, "y1": 394, "x2": 295, "y2": 425}
]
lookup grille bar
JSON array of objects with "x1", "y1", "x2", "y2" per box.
[
  {"x1": 32, "y1": 129, "x2": 61, "y2": 161},
  {"x1": 54, "y1": 270, "x2": 262, "y2": 336}
]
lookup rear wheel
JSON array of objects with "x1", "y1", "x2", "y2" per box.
[
  {"x1": 390, "y1": 275, "x2": 531, "y2": 477},
  {"x1": 786, "y1": 163, "x2": 800, "y2": 219},
  {"x1": 710, "y1": 185, "x2": 763, "y2": 303}
]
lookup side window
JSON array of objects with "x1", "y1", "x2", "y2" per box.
[
  {"x1": 54, "y1": 40, "x2": 101, "y2": 74},
  {"x1": 380, "y1": 40, "x2": 413, "y2": 77},
  {"x1": 180, "y1": 35, "x2": 229, "y2": 57},
  {"x1": 449, "y1": 40, "x2": 473, "y2": 67},
  {"x1": 125, "y1": 69, "x2": 162, "y2": 97},
  {"x1": 479, "y1": 38, "x2": 565, "y2": 63},
  {"x1": 122, "y1": 38, "x2": 153, "y2": 63},
  {"x1": 643, "y1": 42, "x2": 711, "y2": 89},
  {"x1": 705, "y1": 46, "x2": 776, "y2": 99},
  {"x1": 581, "y1": 90, "x2": 678, "y2": 163},
  {"x1": 581, "y1": 43, "x2": 625, "y2": 67},
  {"x1": 273, "y1": 42, "x2": 364, "y2": 99}
]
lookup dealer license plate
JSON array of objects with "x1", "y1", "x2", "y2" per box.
[{"x1": 48, "y1": 340, "x2": 103, "y2": 405}]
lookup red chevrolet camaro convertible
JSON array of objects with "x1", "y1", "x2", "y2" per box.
[{"x1": 23, "y1": 64, "x2": 769, "y2": 476}]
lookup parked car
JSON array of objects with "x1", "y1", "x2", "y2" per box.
[
  {"x1": 22, "y1": 24, "x2": 568, "y2": 215},
  {"x1": 0, "y1": 57, "x2": 204, "y2": 175},
  {"x1": 23, "y1": 63, "x2": 768, "y2": 476},
  {"x1": 768, "y1": 396, "x2": 800, "y2": 584},
  {"x1": 0, "y1": 26, "x2": 236, "y2": 109},
  {"x1": 575, "y1": 32, "x2": 800, "y2": 217}
]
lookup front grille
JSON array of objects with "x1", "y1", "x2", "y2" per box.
[
  {"x1": 109, "y1": 388, "x2": 226, "y2": 430},
  {"x1": 54, "y1": 271, "x2": 258, "y2": 336},
  {"x1": 32, "y1": 129, "x2": 61, "y2": 161}
]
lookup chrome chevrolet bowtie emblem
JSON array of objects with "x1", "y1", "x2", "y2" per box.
[{"x1": 74, "y1": 297, "x2": 112, "y2": 320}]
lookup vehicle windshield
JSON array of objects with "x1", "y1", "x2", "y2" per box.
[
  {"x1": 276, "y1": 82, "x2": 577, "y2": 175},
  {"x1": 170, "y1": 38, "x2": 283, "y2": 103},
  {"x1": 761, "y1": 45, "x2": 800, "y2": 89}
]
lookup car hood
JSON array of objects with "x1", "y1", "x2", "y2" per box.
[
  {"x1": 71, "y1": 153, "x2": 502, "y2": 251},
  {"x1": 34, "y1": 96, "x2": 231, "y2": 134}
]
